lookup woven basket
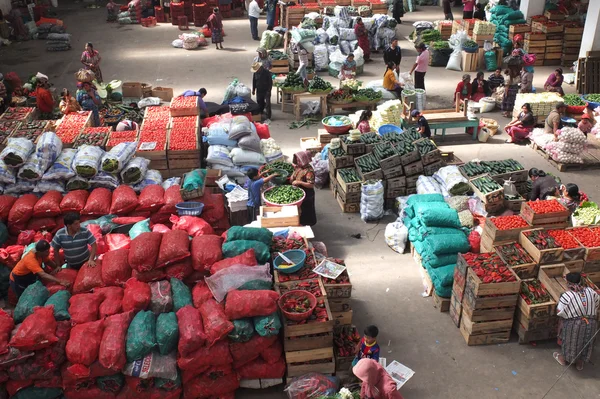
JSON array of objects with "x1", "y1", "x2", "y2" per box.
[{"x1": 480, "y1": 118, "x2": 499, "y2": 136}]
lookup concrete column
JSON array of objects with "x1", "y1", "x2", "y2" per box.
[
  {"x1": 579, "y1": 0, "x2": 600, "y2": 58},
  {"x1": 519, "y1": 0, "x2": 545, "y2": 19}
]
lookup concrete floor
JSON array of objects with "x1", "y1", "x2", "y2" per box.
[{"x1": 1, "y1": 3, "x2": 600, "y2": 398}]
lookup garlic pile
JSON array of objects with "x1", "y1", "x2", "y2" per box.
[
  {"x1": 260, "y1": 138, "x2": 283, "y2": 162},
  {"x1": 544, "y1": 127, "x2": 587, "y2": 164}
]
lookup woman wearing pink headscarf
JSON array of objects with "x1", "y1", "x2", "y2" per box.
[
  {"x1": 291, "y1": 150, "x2": 317, "y2": 226},
  {"x1": 353, "y1": 359, "x2": 405, "y2": 399}
]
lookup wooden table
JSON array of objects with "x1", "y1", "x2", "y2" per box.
[
  {"x1": 293, "y1": 93, "x2": 327, "y2": 121},
  {"x1": 327, "y1": 100, "x2": 377, "y2": 115}
]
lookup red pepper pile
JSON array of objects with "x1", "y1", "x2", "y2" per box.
[
  {"x1": 279, "y1": 279, "x2": 323, "y2": 297},
  {"x1": 547, "y1": 229, "x2": 581, "y2": 249},
  {"x1": 520, "y1": 279, "x2": 552, "y2": 305},
  {"x1": 567, "y1": 227, "x2": 600, "y2": 248},
  {"x1": 523, "y1": 230, "x2": 559, "y2": 250},
  {"x1": 527, "y1": 199, "x2": 565, "y2": 214},
  {"x1": 491, "y1": 215, "x2": 529, "y2": 230},
  {"x1": 282, "y1": 293, "x2": 313, "y2": 314},
  {"x1": 321, "y1": 269, "x2": 350, "y2": 285},
  {"x1": 464, "y1": 252, "x2": 516, "y2": 283},
  {"x1": 271, "y1": 235, "x2": 304, "y2": 254},
  {"x1": 170, "y1": 96, "x2": 198, "y2": 109},
  {"x1": 276, "y1": 265, "x2": 319, "y2": 282},
  {"x1": 496, "y1": 243, "x2": 533, "y2": 266},
  {"x1": 334, "y1": 325, "x2": 360, "y2": 358},
  {"x1": 285, "y1": 299, "x2": 328, "y2": 325},
  {"x1": 169, "y1": 116, "x2": 198, "y2": 151}
]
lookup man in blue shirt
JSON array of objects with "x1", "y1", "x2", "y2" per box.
[
  {"x1": 180, "y1": 87, "x2": 209, "y2": 116},
  {"x1": 246, "y1": 168, "x2": 279, "y2": 223}
]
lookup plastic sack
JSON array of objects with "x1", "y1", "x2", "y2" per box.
[
  {"x1": 65, "y1": 175, "x2": 90, "y2": 191},
  {"x1": 124, "y1": 350, "x2": 178, "y2": 381},
  {"x1": 34, "y1": 179, "x2": 66, "y2": 194},
  {"x1": 177, "y1": 338, "x2": 232, "y2": 373},
  {"x1": 66, "y1": 319, "x2": 105, "y2": 368},
  {"x1": 446, "y1": 51, "x2": 462, "y2": 71},
  {"x1": 14, "y1": 280, "x2": 49, "y2": 323},
  {"x1": 170, "y1": 215, "x2": 214, "y2": 237},
  {"x1": 131, "y1": 169, "x2": 163, "y2": 193},
  {"x1": 43, "y1": 148, "x2": 77, "y2": 180},
  {"x1": 136, "y1": 185, "x2": 164, "y2": 212},
  {"x1": 73, "y1": 145, "x2": 104, "y2": 178},
  {"x1": 95, "y1": 286, "x2": 124, "y2": 318},
  {"x1": 284, "y1": 372, "x2": 339, "y2": 399},
  {"x1": 27, "y1": 216, "x2": 57, "y2": 232},
  {"x1": 149, "y1": 280, "x2": 173, "y2": 314},
  {"x1": 417, "y1": 175, "x2": 442, "y2": 195},
  {"x1": 122, "y1": 278, "x2": 151, "y2": 312},
  {"x1": 89, "y1": 171, "x2": 120, "y2": 190},
  {"x1": 156, "y1": 312, "x2": 179, "y2": 356},
  {"x1": 225, "y1": 289, "x2": 279, "y2": 320},
  {"x1": 261, "y1": 339, "x2": 283, "y2": 364},
  {"x1": 33, "y1": 190, "x2": 62, "y2": 217},
  {"x1": 157, "y1": 185, "x2": 182, "y2": 218},
  {"x1": 1, "y1": 137, "x2": 34, "y2": 167},
  {"x1": 10, "y1": 305, "x2": 58, "y2": 352},
  {"x1": 8, "y1": 193, "x2": 38, "y2": 227},
  {"x1": 126, "y1": 310, "x2": 156, "y2": 362},
  {"x1": 128, "y1": 232, "x2": 162, "y2": 272},
  {"x1": 458, "y1": 209, "x2": 474, "y2": 228},
  {"x1": 109, "y1": 185, "x2": 138, "y2": 215},
  {"x1": 0, "y1": 159, "x2": 16, "y2": 185},
  {"x1": 17, "y1": 229, "x2": 35, "y2": 245},
  {"x1": 229, "y1": 334, "x2": 278, "y2": 367},
  {"x1": 106, "y1": 234, "x2": 131, "y2": 252},
  {"x1": 253, "y1": 312, "x2": 281, "y2": 337},
  {"x1": 170, "y1": 277, "x2": 193, "y2": 311},
  {"x1": 206, "y1": 145, "x2": 234, "y2": 167},
  {"x1": 176, "y1": 305, "x2": 206, "y2": 356},
  {"x1": 385, "y1": 222, "x2": 408, "y2": 254},
  {"x1": 69, "y1": 292, "x2": 104, "y2": 325},
  {"x1": 60, "y1": 190, "x2": 89, "y2": 213},
  {"x1": 229, "y1": 147, "x2": 266, "y2": 165},
  {"x1": 238, "y1": 131, "x2": 261, "y2": 153},
  {"x1": 360, "y1": 180, "x2": 384, "y2": 222},
  {"x1": 416, "y1": 206, "x2": 461, "y2": 228},
  {"x1": 98, "y1": 311, "x2": 133, "y2": 371},
  {"x1": 121, "y1": 157, "x2": 150, "y2": 185},
  {"x1": 100, "y1": 248, "x2": 131, "y2": 286},
  {"x1": 485, "y1": 50, "x2": 497, "y2": 71},
  {"x1": 191, "y1": 234, "x2": 224, "y2": 271},
  {"x1": 82, "y1": 188, "x2": 112, "y2": 216},
  {"x1": 209, "y1": 248, "x2": 257, "y2": 274},
  {"x1": 199, "y1": 299, "x2": 234, "y2": 347},
  {"x1": 44, "y1": 268, "x2": 78, "y2": 296},
  {"x1": 73, "y1": 262, "x2": 104, "y2": 293},
  {"x1": 156, "y1": 230, "x2": 190, "y2": 268},
  {"x1": 205, "y1": 263, "x2": 271, "y2": 302},
  {"x1": 128, "y1": 218, "x2": 150, "y2": 240},
  {"x1": 238, "y1": 356, "x2": 285, "y2": 379},
  {"x1": 101, "y1": 142, "x2": 137, "y2": 173}
]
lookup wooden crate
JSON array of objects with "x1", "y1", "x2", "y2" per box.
[
  {"x1": 285, "y1": 347, "x2": 336, "y2": 377},
  {"x1": 509, "y1": 24, "x2": 531, "y2": 34},
  {"x1": 283, "y1": 299, "x2": 334, "y2": 338},
  {"x1": 567, "y1": 227, "x2": 600, "y2": 261},
  {"x1": 336, "y1": 168, "x2": 361, "y2": 194},
  {"x1": 462, "y1": 301, "x2": 516, "y2": 322},
  {"x1": 321, "y1": 272, "x2": 352, "y2": 298},
  {"x1": 460, "y1": 320, "x2": 511, "y2": 346},
  {"x1": 472, "y1": 33, "x2": 494, "y2": 47},
  {"x1": 258, "y1": 206, "x2": 300, "y2": 228},
  {"x1": 465, "y1": 267, "x2": 520, "y2": 297},
  {"x1": 399, "y1": 148, "x2": 420, "y2": 166},
  {"x1": 377, "y1": 151, "x2": 402, "y2": 170},
  {"x1": 564, "y1": 25, "x2": 584, "y2": 35},
  {"x1": 341, "y1": 138, "x2": 366, "y2": 156},
  {"x1": 514, "y1": 321, "x2": 557, "y2": 344},
  {"x1": 169, "y1": 97, "x2": 198, "y2": 117},
  {"x1": 335, "y1": 352, "x2": 354, "y2": 373},
  {"x1": 271, "y1": 59, "x2": 290, "y2": 74},
  {"x1": 463, "y1": 288, "x2": 519, "y2": 311},
  {"x1": 461, "y1": 51, "x2": 479, "y2": 72},
  {"x1": 519, "y1": 229, "x2": 564, "y2": 264},
  {"x1": 516, "y1": 279, "x2": 557, "y2": 320},
  {"x1": 544, "y1": 10, "x2": 565, "y2": 20},
  {"x1": 405, "y1": 174, "x2": 419, "y2": 188},
  {"x1": 538, "y1": 264, "x2": 568, "y2": 302},
  {"x1": 460, "y1": 311, "x2": 513, "y2": 335},
  {"x1": 414, "y1": 139, "x2": 441, "y2": 166},
  {"x1": 449, "y1": 291, "x2": 462, "y2": 327},
  {"x1": 328, "y1": 298, "x2": 351, "y2": 312},
  {"x1": 583, "y1": 259, "x2": 600, "y2": 273},
  {"x1": 337, "y1": 182, "x2": 361, "y2": 204},
  {"x1": 504, "y1": 196, "x2": 526, "y2": 213},
  {"x1": 382, "y1": 164, "x2": 404, "y2": 179},
  {"x1": 284, "y1": 332, "x2": 333, "y2": 352},
  {"x1": 525, "y1": 32, "x2": 546, "y2": 41},
  {"x1": 470, "y1": 177, "x2": 504, "y2": 204},
  {"x1": 423, "y1": 159, "x2": 443, "y2": 177},
  {"x1": 515, "y1": 310, "x2": 558, "y2": 331},
  {"x1": 483, "y1": 217, "x2": 531, "y2": 242},
  {"x1": 432, "y1": 290, "x2": 450, "y2": 312},
  {"x1": 318, "y1": 129, "x2": 335, "y2": 145},
  {"x1": 275, "y1": 278, "x2": 326, "y2": 299},
  {"x1": 331, "y1": 309, "x2": 353, "y2": 326},
  {"x1": 336, "y1": 192, "x2": 360, "y2": 213},
  {"x1": 403, "y1": 160, "x2": 424, "y2": 177},
  {"x1": 328, "y1": 152, "x2": 354, "y2": 169},
  {"x1": 520, "y1": 201, "x2": 570, "y2": 226}
]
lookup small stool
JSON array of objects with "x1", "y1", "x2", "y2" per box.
[
  {"x1": 178, "y1": 16, "x2": 189, "y2": 30},
  {"x1": 281, "y1": 92, "x2": 295, "y2": 113}
]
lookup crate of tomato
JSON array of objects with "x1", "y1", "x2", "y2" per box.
[
  {"x1": 495, "y1": 242, "x2": 538, "y2": 279},
  {"x1": 568, "y1": 227, "x2": 600, "y2": 261},
  {"x1": 483, "y1": 215, "x2": 531, "y2": 242},
  {"x1": 519, "y1": 199, "x2": 570, "y2": 227},
  {"x1": 547, "y1": 229, "x2": 586, "y2": 261},
  {"x1": 55, "y1": 111, "x2": 92, "y2": 147},
  {"x1": 106, "y1": 130, "x2": 139, "y2": 150},
  {"x1": 169, "y1": 95, "x2": 199, "y2": 117},
  {"x1": 168, "y1": 115, "x2": 200, "y2": 170}
]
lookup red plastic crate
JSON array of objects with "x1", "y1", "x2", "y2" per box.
[{"x1": 178, "y1": 15, "x2": 189, "y2": 30}]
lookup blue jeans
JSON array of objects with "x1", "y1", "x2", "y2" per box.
[
  {"x1": 249, "y1": 16, "x2": 258, "y2": 39},
  {"x1": 266, "y1": 9, "x2": 276, "y2": 27}
]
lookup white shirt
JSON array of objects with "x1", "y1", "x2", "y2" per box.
[
  {"x1": 557, "y1": 287, "x2": 599, "y2": 319},
  {"x1": 248, "y1": 0, "x2": 261, "y2": 18}
]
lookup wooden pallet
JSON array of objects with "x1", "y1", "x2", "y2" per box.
[{"x1": 531, "y1": 142, "x2": 600, "y2": 171}]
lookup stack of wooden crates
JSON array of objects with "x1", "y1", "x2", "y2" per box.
[
  {"x1": 530, "y1": 17, "x2": 564, "y2": 66},
  {"x1": 562, "y1": 24, "x2": 584, "y2": 67}
]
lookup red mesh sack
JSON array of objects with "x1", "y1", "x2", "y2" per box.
[
  {"x1": 60, "y1": 190, "x2": 89, "y2": 213},
  {"x1": 150, "y1": 388, "x2": 182, "y2": 399},
  {"x1": 199, "y1": 299, "x2": 234, "y2": 347},
  {"x1": 237, "y1": 356, "x2": 285, "y2": 379},
  {"x1": 200, "y1": 194, "x2": 226, "y2": 225},
  {"x1": 224, "y1": 290, "x2": 279, "y2": 320},
  {"x1": 165, "y1": 258, "x2": 193, "y2": 280},
  {"x1": 229, "y1": 335, "x2": 278, "y2": 367},
  {"x1": 69, "y1": 292, "x2": 104, "y2": 325},
  {"x1": 132, "y1": 268, "x2": 167, "y2": 283},
  {"x1": 183, "y1": 370, "x2": 240, "y2": 399},
  {"x1": 191, "y1": 234, "x2": 223, "y2": 272},
  {"x1": 0, "y1": 245, "x2": 24, "y2": 268},
  {"x1": 8, "y1": 193, "x2": 38, "y2": 226},
  {"x1": 73, "y1": 262, "x2": 104, "y2": 294},
  {"x1": 34, "y1": 230, "x2": 53, "y2": 243},
  {"x1": 170, "y1": 215, "x2": 214, "y2": 237},
  {"x1": 33, "y1": 190, "x2": 63, "y2": 217},
  {"x1": 62, "y1": 361, "x2": 116, "y2": 388},
  {"x1": 151, "y1": 223, "x2": 170, "y2": 233},
  {"x1": 124, "y1": 375, "x2": 154, "y2": 393},
  {"x1": 109, "y1": 185, "x2": 138, "y2": 215},
  {"x1": 6, "y1": 380, "x2": 33, "y2": 396},
  {"x1": 82, "y1": 188, "x2": 112, "y2": 216},
  {"x1": 99, "y1": 311, "x2": 134, "y2": 372},
  {"x1": 192, "y1": 280, "x2": 213, "y2": 307},
  {"x1": 176, "y1": 305, "x2": 206, "y2": 356},
  {"x1": 150, "y1": 212, "x2": 169, "y2": 225},
  {"x1": 181, "y1": 363, "x2": 233, "y2": 384},
  {"x1": 101, "y1": 248, "x2": 131, "y2": 286},
  {"x1": 156, "y1": 229, "x2": 190, "y2": 268},
  {"x1": 106, "y1": 234, "x2": 131, "y2": 251},
  {"x1": 137, "y1": 185, "x2": 165, "y2": 212},
  {"x1": 177, "y1": 339, "x2": 232, "y2": 372},
  {"x1": 468, "y1": 230, "x2": 481, "y2": 253},
  {"x1": 112, "y1": 217, "x2": 146, "y2": 225},
  {"x1": 33, "y1": 371, "x2": 62, "y2": 388},
  {"x1": 254, "y1": 122, "x2": 271, "y2": 139},
  {"x1": 209, "y1": 248, "x2": 256, "y2": 275},
  {"x1": 87, "y1": 224, "x2": 107, "y2": 256},
  {"x1": 9, "y1": 306, "x2": 58, "y2": 351},
  {"x1": 128, "y1": 210, "x2": 151, "y2": 218},
  {"x1": 66, "y1": 319, "x2": 105, "y2": 371},
  {"x1": 0, "y1": 309, "x2": 14, "y2": 355},
  {"x1": 16, "y1": 230, "x2": 35, "y2": 245},
  {"x1": 158, "y1": 185, "x2": 182, "y2": 216},
  {"x1": 128, "y1": 232, "x2": 162, "y2": 272},
  {"x1": 0, "y1": 195, "x2": 17, "y2": 221},
  {"x1": 122, "y1": 278, "x2": 151, "y2": 312},
  {"x1": 184, "y1": 270, "x2": 207, "y2": 285},
  {"x1": 261, "y1": 339, "x2": 283, "y2": 364},
  {"x1": 27, "y1": 217, "x2": 57, "y2": 232},
  {"x1": 45, "y1": 268, "x2": 79, "y2": 295},
  {"x1": 95, "y1": 286, "x2": 124, "y2": 318}
]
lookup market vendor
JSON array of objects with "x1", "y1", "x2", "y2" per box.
[
  {"x1": 528, "y1": 168, "x2": 559, "y2": 201},
  {"x1": 353, "y1": 359, "x2": 404, "y2": 399},
  {"x1": 77, "y1": 82, "x2": 102, "y2": 127},
  {"x1": 9, "y1": 240, "x2": 70, "y2": 297},
  {"x1": 544, "y1": 102, "x2": 567, "y2": 137},
  {"x1": 488, "y1": 68, "x2": 504, "y2": 92},
  {"x1": 340, "y1": 54, "x2": 357, "y2": 80},
  {"x1": 502, "y1": 66, "x2": 521, "y2": 118},
  {"x1": 578, "y1": 114, "x2": 593, "y2": 136},
  {"x1": 557, "y1": 183, "x2": 581, "y2": 214},
  {"x1": 51, "y1": 212, "x2": 97, "y2": 270},
  {"x1": 454, "y1": 74, "x2": 472, "y2": 103},
  {"x1": 357, "y1": 110, "x2": 372, "y2": 133},
  {"x1": 471, "y1": 71, "x2": 491, "y2": 102},
  {"x1": 252, "y1": 62, "x2": 272, "y2": 120},
  {"x1": 116, "y1": 119, "x2": 139, "y2": 132},
  {"x1": 383, "y1": 62, "x2": 403, "y2": 98},
  {"x1": 180, "y1": 88, "x2": 209, "y2": 116},
  {"x1": 411, "y1": 109, "x2": 431, "y2": 139},
  {"x1": 554, "y1": 272, "x2": 599, "y2": 371},
  {"x1": 504, "y1": 103, "x2": 534, "y2": 143},
  {"x1": 246, "y1": 168, "x2": 279, "y2": 223},
  {"x1": 383, "y1": 39, "x2": 402, "y2": 73},
  {"x1": 59, "y1": 88, "x2": 82, "y2": 115},
  {"x1": 544, "y1": 68, "x2": 564, "y2": 96},
  {"x1": 292, "y1": 151, "x2": 317, "y2": 226},
  {"x1": 254, "y1": 48, "x2": 272, "y2": 71},
  {"x1": 107, "y1": 0, "x2": 119, "y2": 22},
  {"x1": 583, "y1": 103, "x2": 597, "y2": 127},
  {"x1": 355, "y1": 17, "x2": 370, "y2": 63},
  {"x1": 35, "y1": 75, "x2": 55, "y2": 119}
]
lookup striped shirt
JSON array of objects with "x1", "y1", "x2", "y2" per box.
[
  {"x1": 51, "y1": 227, "x2": 96, "y2": 266},
  {"x1": 557, "y1": 288, "x2": 599, "y2": 319}
]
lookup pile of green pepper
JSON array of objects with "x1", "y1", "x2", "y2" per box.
[{"x1": 264, "y1": 185, "x2": 304, "y2": 204}]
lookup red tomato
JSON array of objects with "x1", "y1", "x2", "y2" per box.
[
  {"x1": 491, "y1": 215, "x2": 529, "y2": 230},
  {"x1": 527, "y1": 199, "x2": 566, "y2": 214}
]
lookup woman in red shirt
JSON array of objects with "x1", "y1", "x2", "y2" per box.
[
  {"x1": 454, "y1": 74, "x2": 472, "y2": 103},
  {"x1": 35, "y1": 79, "x2": 55, "y2": 119},
  {"x1": 463, "y1": 0, "x2": 475, "y2": 19}
]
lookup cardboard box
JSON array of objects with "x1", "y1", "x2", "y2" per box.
[
  {"x1": 122, "y1": 82, "x2": 143, "y2": 98},
  {"x1": 151, "y1": 87, "x2": 174, "y2": 102}
]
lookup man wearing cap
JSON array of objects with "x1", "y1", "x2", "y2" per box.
[
  {"x1": 252, "y1": 62, "x2": 272, "y2": 120},
  {"x1": 254, "y1": 48, "x2": 272, "y2": 71},
  {"x1": 545, "y1": 102, "x2": 566, "y2": 137},
  {"x1": 383, "y1": 39, "x2": 402, "y2": 73},
  {"x1": 411, "y1": 109, "x2": 431, "y2": 139}
]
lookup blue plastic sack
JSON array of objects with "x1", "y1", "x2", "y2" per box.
[{"x1": 129, "y1": 218, "x2": 151, "y2": 239}]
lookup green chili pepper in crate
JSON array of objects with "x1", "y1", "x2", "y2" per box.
[
  {"x1": 355, "y1": 154, "x2": 379, "y2": 173},
  {"x1": 373, "y1": 143, "x2": 396, "y2": 161},
  {"x1": 330, "y1": 147, "x2": 346, "y2": 158},
  {"x1": 264, "y1": 185, "x2": 304, "y2": 204},
  {"x1": 360, "y1": 133, "x2": 380, "y2": 144},
  {"x1": 338, "y1": 168, "x2": 361, "y2": 183}
]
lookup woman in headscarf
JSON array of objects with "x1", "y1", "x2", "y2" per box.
[
  {"x1": 59, "y1": 88, "x2": 81, "y2": 115},
  {"x1": 254, "y1": 47, "x2": 272, "y2": 71},
  {"x1": 544, "y1": 68, "x2": 564, "y2": 96},
  {"x1": 554, "y1": 272, "x2": 599, "y2": 371},
  {"x1": 353, "y1": 359, "x2": 405, "y2": 399},
  {"x1": 291, "y1": 151, "x2": 317, "y2": 226},
  {"x1": 207, "y1": 7, "x2": 224, "y2": 50},
  {"x1": 354, "y1": 17, "x2": 370, "y2": 62},
  {"x1": 76, "y1": 82, "x2": 102, "y2": 127},
  {"x1": 81, "y1": 42, "x2": 103, "y2": 83}
]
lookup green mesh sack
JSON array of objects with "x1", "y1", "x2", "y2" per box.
[
  {"x1": 14, "y1": 281, "x2": 49, "y2": 323},
  {"x1": 44, "y1": 290, "x2": 71, "y2": 321},
  {"x1": 418, "y1": 225, "x2": 467, "y2": 238},
  {"x1": 97, "y1": 374, "x2": 125, "y2": 393},
  {"x1": 239, "y1": 280, "x2": 272, "y2": 290},
  {"x1": 406, "y1": 193, "x2": 445, "y2": 206},
  {"x1": 226, "y1": 226, "x2": 273, "y2": 246},
  {"x1": 155, "y1": 372, "x2": 182, "y2": 391},
  {"x1": 156, "y1": 312, "x2": 179, "y2": 355},
  {"x1": 170, "y1": 278, "x2": 193, "y2": 312},
  {"x1": 416, "y1": 207, "x2": 461, "y2": 228},
  {"x1": 423, "y1": 233, "x2": 469, "y2": 256},
  {"x1": 405, "y1": 201, "x2": 449, "y2": 219},
  {"x1": 228, "y1": 318, "x2": 255, "y2": 342},
  {"x1": 490, "y1": 5, "x2": 512, "y2": 15},
  {"x1": 427, "y1": 263, "x2": 456, "y2": 288},
  {"x1": 485, "y1": 50, "x2": 498, "y2": 72},
  {"x1": 434, "y1": 283, "x2": 453, "y2": 298},
  {"x1": 12, "y1": 387, "x2": 62, "y2": 399},
  {"x1": 253, "y1": 312, "x2": 281, "y2": 337},
  {"x1": 126, "y1": 310, "x2": 157, "y2": 362},
  {"x1": 222, "y1": 240, "x2": 270, "y2": 264},
  {"x1": 422, "y1": 253, "x2": 458, "y2": 269}
]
